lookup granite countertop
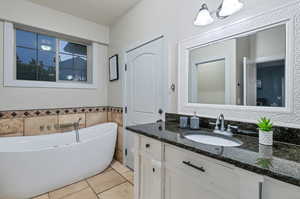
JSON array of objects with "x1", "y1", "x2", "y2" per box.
[{"x1": 126, "y1": 122, "x2": 300, "y2": 187}]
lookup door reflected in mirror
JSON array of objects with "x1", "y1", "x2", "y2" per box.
[{"x1": 188, "y1": 24, "x2": 286, "y2": 107}]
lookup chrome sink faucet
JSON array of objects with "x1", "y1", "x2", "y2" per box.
[
  {"x1": 210, "y1": 113, "x2": 238, "y2": 136},
  {"x1": 211, "y1": 113, "x2": 225, "y2": 133},
  {"x1": 217, "y1": 113, "x2": 225, "y2": 132},
  {"x1": 73, "y1": 118, "x2": 82, "y2": 143}
]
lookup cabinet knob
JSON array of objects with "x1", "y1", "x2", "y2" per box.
[
  {"x1": 152, "y1": 168, "x2": 155, "y2": 173},
  {"x1": 145, "y1": 143, "x2": 150, "y2": 148}
]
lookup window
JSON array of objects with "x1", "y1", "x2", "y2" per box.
[
  {"x1": 16, "y1": 29, "x2": 89, "y2": 83},
  {"x1": 4, "y1": 22, "x2": 98, "y2": 88},
  {"x1": 59, "y1": 40, "x2": 87, "y2": 81}
]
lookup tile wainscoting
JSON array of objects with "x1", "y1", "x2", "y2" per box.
[
  {"x1": 0, "y1": 106, "x2": 124, "y2": 162},
  {"x1": 108, "y1": 107, "x2": 124, "y2": 163}
]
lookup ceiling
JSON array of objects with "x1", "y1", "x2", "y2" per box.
[{"x1": 28, "y1": 0, "x2": 141, "y2": 26}]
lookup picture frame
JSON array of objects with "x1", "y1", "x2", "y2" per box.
[{"x1": 109, "y1": 54, "x2": 119, "y2": 81}]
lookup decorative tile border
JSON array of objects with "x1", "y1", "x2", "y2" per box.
[
  {"x1": 0, "y1": 106, "x2": 114, "y2": 119},
  {"x1": 107, "y1": 106, "x2": 123, "y2": 113},
  {"x1": 166, "y1": 113, "x2": 300, "y2": 145}
]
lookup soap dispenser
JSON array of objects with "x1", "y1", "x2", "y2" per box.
[{"x1": 190, "y1": 112, "x2": 200, "y2": 130}]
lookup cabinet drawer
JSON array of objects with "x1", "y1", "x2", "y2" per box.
[
  {"x1": 165, "y1": 145, "x2": 238, "y2": 198},
  {"x1": 139, "y1": 136, "x2": 162, "y2": 161}
]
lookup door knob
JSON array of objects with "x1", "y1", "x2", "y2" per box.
[{"x1": 158, "y1": 109, "x2": 163, "y2": 115}]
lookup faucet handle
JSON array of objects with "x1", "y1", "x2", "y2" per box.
[
  {"x1": 227, "y1": 125, "x2": 239, "y2": 133},
  {"x1": 209, "y1": 122, "x2": 219, "y2": 131}
]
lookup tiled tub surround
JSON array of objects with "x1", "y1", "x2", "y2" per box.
[
  {"x1": 108, "y1": 107, "x2": 124, "y2": 163},
  {"x1": 127, "y1": 121, "x2": 300, "y2": 187},
  {"x1": 0, "y1": 106, "x2": 124, "y2": 162}
]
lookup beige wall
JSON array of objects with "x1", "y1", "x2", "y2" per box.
[
  {"x1": 0, "y1": 0, "x2": 109, "y2": 44},
  {"x1": 108, "y1": 0, "x2": 295, "y2": 113},
  {"x1": 0, "y1": 0, "x2": 109, "y2": 111}
]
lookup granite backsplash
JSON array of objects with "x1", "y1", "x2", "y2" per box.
[{"x1": 166, "y1": 113, "x2": 300, "y2": 145}]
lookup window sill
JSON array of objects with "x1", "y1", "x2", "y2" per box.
[{"x1": 4, "y1": 79, "x2": 97, "y2": 89}]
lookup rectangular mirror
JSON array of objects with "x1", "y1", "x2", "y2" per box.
[{"x1": 188, "y1": 24, "x2": 286, "y2": 107}]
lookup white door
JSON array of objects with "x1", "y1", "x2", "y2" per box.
[{"x1": 125, "y1": 38, "x2": 165, "y2": 169}]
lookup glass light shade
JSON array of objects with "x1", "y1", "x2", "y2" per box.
[
  {"x1": 218, "y1": 0, "x2": 244, "y2": 17},
  {"x1": 40, "y1": 45, "x2": 52, "y2": 51},
  {"x1": 194, "y1": 4, "x2": 214, "y2": 26}
]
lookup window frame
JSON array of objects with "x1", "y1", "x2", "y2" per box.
[{"x1": 4, "y1": 22, "x2": 98, "y2": 89}]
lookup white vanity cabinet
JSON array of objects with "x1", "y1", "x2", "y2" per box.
[
  {"x1": 134, "y1": 135, "x2": 164, "y2": 199},
  {"x1": 133, "y1": 135, "x2": 300, "y2": 199},
  {"x1": 262, "y1": 177, "x2": 300, "y2": 199},
  {"x1": 164, "y1": 145, "x2": 239, "y2": 199}
]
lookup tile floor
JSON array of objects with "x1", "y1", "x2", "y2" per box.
[{"x1": 32, "y1": 161, "x2": 134, "y2": 199}]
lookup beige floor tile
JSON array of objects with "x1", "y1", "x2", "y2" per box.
[
  {"x1": 103, "y1": 165, "x2": 113, "y2": 173},
  {"x1": 99, "y1": 182, "x2": 133, "y2": 199},
  {"x1": 62, "y1": 188, "x2": 97, "y2": 199},
  {"x1": 111, "y1": 161, "x2": 130, "y2": 174},
  {"x1": 32, "y1": 193, "x2": 49, "y2": 199},
  {"x1": 49, "y1": 181, "x2": 88, "y2": 199},
  {"x1": 87, "y1": 170, "x2": 126, "y2": 194},
  {"x1": 122, "y1": 171, "x2": 134, "y2": 184}
]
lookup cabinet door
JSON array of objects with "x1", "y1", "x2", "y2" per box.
[
  {"x1": 262, "y1": 178, "x2": 300, "y2": 199},
  {"x1": 165, "y1": 168, "x2": 227, "y2": 199},
  {"x1": 165, "y1": 145, "x2": 238, "y2": 199},
  {"x1": 139, "y1": 155, "x2": 162, "y2": 199}
]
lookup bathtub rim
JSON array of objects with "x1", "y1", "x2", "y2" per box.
[{"x1": 0, "y1": 122, "x2": 118, "y2": 153}]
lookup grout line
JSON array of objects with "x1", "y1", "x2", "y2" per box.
[
  {"x1": 97, "y1": 181, "x2": 129, "y2": 196},
  {"x1": 111, "y1": 161, "x2": 132, "y2": 177},
  {"x1": 110, "y1": 163, "x2": 134, "y2": 185},
  {"x1": 47, "y1": 181, "x2": 89, "y2": 199},
  {"x1": 35, "y1": 162, "x2": 130, "y2": 199},
  {"x1": 93, "y1": 179, "x2": 127, "y2": 195},
  {"x1": 86, "y1": 180, "x2": 101, "y2": 199},
  {"x1": 56, "y1": 187, "x2": 90, "y2": 199},
  {"x1": 22, "y1": 118, "x2": 25, "y2": 136}
]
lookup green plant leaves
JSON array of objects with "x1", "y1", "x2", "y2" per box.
[
  {"x1": 257, "y1": 117, "x2": 273, "y2": 132},
  {"x1": 256, "y1": 158, "x2": 273, "y2": 169}
]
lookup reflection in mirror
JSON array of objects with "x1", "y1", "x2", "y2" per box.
[{"x1": 188, "y1": 24, "x2": 286, "y2": 107}]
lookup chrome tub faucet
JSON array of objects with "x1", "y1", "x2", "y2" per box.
[{"x1": 73, "y1": 118, "x2": 82, "y2": 143}]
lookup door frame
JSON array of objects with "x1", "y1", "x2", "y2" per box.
[{"x1": 122, "y1": 35, "x2": 168, "y2": 167}]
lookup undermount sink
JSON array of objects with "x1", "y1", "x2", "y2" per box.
[{"x1": 184, "y1": 133, "x2": 243, "y2": 147}]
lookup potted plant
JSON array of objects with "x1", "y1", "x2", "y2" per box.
[{"x1": 257, "y1": 117, "x2": 273, "y2": 146}]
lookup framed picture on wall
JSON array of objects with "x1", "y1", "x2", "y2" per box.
[{"x1": 109, "y1": 55, "x2": 119, "y2": 81}]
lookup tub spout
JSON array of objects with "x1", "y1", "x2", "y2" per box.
[{"x1": 73, "y1": 118, "x2": 82, "y2": 143}]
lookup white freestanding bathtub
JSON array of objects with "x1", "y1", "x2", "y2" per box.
[{"x1": 0, "y1": 122, "x2": 118, "y2": 199}]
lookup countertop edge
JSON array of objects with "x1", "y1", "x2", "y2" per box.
[{"x1": 126, "y1": 126, "x2": 300, "y2": 187}]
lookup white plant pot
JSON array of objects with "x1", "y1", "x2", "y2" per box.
[{"x1": 259, "y1": 130, "x2": 273, "y2": 146}]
